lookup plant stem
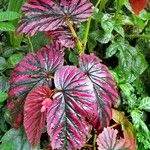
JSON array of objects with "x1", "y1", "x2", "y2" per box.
[
  {"x1": 66, "y1": 19, "x2": 84, "y2": 54},
  {"x1": 126, "y1": 34, "x2": 150, "y2": 39},
  {"x1": 82, "y1": 0, "x2": 101, "y2": 51},
  {"x1": 85, "y1": 144, "x2": 93, "y2": 147},
  {"x1": 93, "y1": 129, "x2": 97, "y2": 150},
  {"x1": 28, "y1": 37, "x2": 34, "y2": 52},
  {"x1": 110, "y1": 123, "x2": 120, "y2": 128}
]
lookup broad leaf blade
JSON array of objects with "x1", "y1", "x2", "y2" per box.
[
  {"x1": 17, "y1": 0, "x2": 93, "y2": 36},
  {"x1": 0, "y1": 11, "x2": 20, "y2": 21},
  {"x1": 8, "y1": 41, "x2": 64, "y2": 126},
  {"x1": 47, "y1": 66, "x2": 95, "y2": 149},
  {"x1": 24, "y1": 86, "x2": 52, "y2": 147},
  {"x1": 129, "y1": 0, "x2": 148, "y2": 15},
  {"x1": 80, "y1": 54, "x2": 118, "y2": 131},
  {"x1": 97, "y1": 128, "x2": 130, "y2": 150}
]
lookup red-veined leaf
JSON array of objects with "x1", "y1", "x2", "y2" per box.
[
  {"x1": 47, "y1": 66, "x2": 95, "y2": 149},
  {"x1": 97, "y1": 127, "x2": 130, "y2": 150},
  {"x1": 129, "y1": 0, "x2": 148, "y2": 15},
  {"x1": 17, "y1": 0, "x2": 93, "y2": 36},
  {"x1": 8, "y1": 41, "x2": 64, "y2": 127},
  {"x1": 46, "y1": 26, "x2": 75, "y2": 48},
  {"x1": 112, "y1": 109, "x2": 137, "y2": 150},
  {"x1": 79, "y1": 54, "x2": 118, "y2": 132},
  {"x1": 24, "y1": 86, "x2": 52, "y2": 147}
]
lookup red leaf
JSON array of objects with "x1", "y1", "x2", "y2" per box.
[
  {"x1": 80, "y1": 54, "x2": 118, "y2": 132},
  {"x1": 97, "y1": 128, "x2": 130, "y2": 150},
  {"x1": 24, "y1": 86, "x2": 52, "y2": 147},
  {"x1": 17, "y1": 0, "x2": 93, "y2": 36},
  {"x1": 8, "y1": 41, "x2": 64, "y2": 126},
  {"x1": 129, "y1": 0, "x2": 148, "y2": 15},
  {"x1": 47, "y1": 66, "x2": 95, "y2": 149}
]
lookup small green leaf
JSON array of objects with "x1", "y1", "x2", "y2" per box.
[
  {"x1": 119, "y1": 83, "x2": 134, "y2": 97},
  {"x1": 0, "y1": 56, "x2": 7, "y2": 71},
  {"x1": 105, "y1": 42, "x2": 119, "y2": 58},
  {"x1": 0, "y1": 76, "x2": 9, "y2": 92},
  {"x1": 139, "y1": 97, "x2": 150, "y2": 112},
  {"x1": 0, "y1": 92, "x2": 8, "y2": 103},
  {"x1": 8, "y1": 53, "x2": 24, "y2": 67},
  {"x1": 69, "y1": 51, "x2": 78, "y2": 65},
  {"x1": 131, "y1": 110, "x2": 149, "y2": 133},
  {"x1": 0, "y1": 11, "x2": 20, "y2": 21},
  {"x1": 0, "y1": 22, "x2": 15, "y2": 31}
]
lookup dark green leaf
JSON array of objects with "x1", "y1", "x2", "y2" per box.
[
  {"x1": 0, "y1": 57, "x2": 7, "y2": 71},
  {"x1": 0, "y1": 92, "x2": 8, "y2": 103},
  {"x1": 0, "y1": 76, "x2": 9, "y2": 92}
]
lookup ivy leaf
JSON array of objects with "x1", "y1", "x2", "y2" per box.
[
  {"x1": 97, "y1": 127, "x2": 130, "y2": 150},
  {"x1": 46, "y1": 26, "x2": 75, "y2": 48},
  {"x1": 47, "y1": 66, "x2": 95, "y2": 149},
  {"x1": 79, "y1": 54, "x2": 118, "y2": 132},
  {"x1": 17, "y1": 0, "x2": 93, "y2": 36},
  {"x1": 129, "y1": 0, "x2": 148, "y2": 15},
  {"x1": 8, "y1": 41, "x2": 64, "y2": 127},
  {"x1": 138, "y1": 97, "x2": 150, "y2": 111},
  {"x1": 24, "y1": 86, "x2": 52, "y2": 147}
]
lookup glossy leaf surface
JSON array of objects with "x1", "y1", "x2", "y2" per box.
[
  {"x1": 47, "y1": 66, "x2": 95, "y2": 149},
  {"x1": 24, "y1": 86, "x2": 52, "y2": 147},
  {"x1": 8, "y1": 41, "x2": 64, "y2": 126},
  {"x1": 97, "y1": 128, "x2": 130, "y2": 150},
  {"x1": 80, "y1": 54, "x2": 118, "y2": 131},
  {"x1": 129, "y1": 0, "x2": 148, "y2": 15},
  {"x1": 17, "y1": 0, "x2": 93, "y2": 36}
]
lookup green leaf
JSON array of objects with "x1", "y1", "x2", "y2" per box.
[
  {"x1": 119, "y1": 83, "x2": 134, "y2": 98},
  {"x1": 0, "y1": 92, "x2": 8, "y2": 103},
  {"x1": 0, "y1": 128, "x2": 40, "y2": 150},
  {"x1": 0, "y1": 57, "x2": 7, "y2": 71},
  {"x1": 0, "y1": 11, "x2": 20, "y2": 21},
  {"x1": 105, "y1": 42, "x2": 119, "y2": 58},
  {"x1": 139, "y1": 97, "x2": 150, "y2": 111},
  {"x1": 69, "y1": 51, "x2": 78, "y2": 65},
  {"x1": 131, "y1": 110, "x2": 149, "y2": 133},
  {"x1": 8, "y1": 53, "x2": 24, "y2": 67},
  {"x1": 0, "y1": 22, "x2": 15, "y2": 31},
  {"x1": 0, "y1": 76, "x2": 10, "y2": 92}
]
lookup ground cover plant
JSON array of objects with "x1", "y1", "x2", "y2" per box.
[{"x1": 0, "y1": 0, "x2": 150, "y2": 149}]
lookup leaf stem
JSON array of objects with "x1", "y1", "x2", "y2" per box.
[
  {"x1": 82, "y1": 0, "x2": 101, "y2": 51},
  {"x1": 110, "y1": 123, "x2": 120, "y2": 128},
  {"x1": 85, "y1": 144, "x2": 93, "y2": 147},
  {"x1": 126, "y1": 34, "x2": 150, "y2": 39},
  {"x1": 66, "y1": 18, "x2": 84, "y2": 54},
  {"x1": 28, "y1": 37, "x2": 34, "y2": 52},
  {"x1": 93, "y1": 129, "x2": 97, "y2": 150}
]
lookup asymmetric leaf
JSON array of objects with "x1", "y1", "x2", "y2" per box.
[
  {"x1": 17, "y1": 0, "x2": 93, "y2": 36},
  {"x1": 46, "y1": 26, "x2": 75, "y2": 48},
  {"x1": 8, "y1": 41, "x2": 64, "y2": 126},
  {"x1": 97, "y1": 128, "x2": 130, "y2": 150},
  {"x1": 129, "y1": 0, "x2": 148, "y2": 15},
  {"x1": 47, "y1": 66, "x2": 95, "y2": 150},
  {"x1": 24, "y1": 86, "x2": 52, "y2": 147},
  {"x1": 80, "y1": 54, "x2": 118, "y2": 132}
]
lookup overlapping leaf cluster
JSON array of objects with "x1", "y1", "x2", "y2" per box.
[{"x1": 7, "y1": 0, "x2": 119, "y2": 149}]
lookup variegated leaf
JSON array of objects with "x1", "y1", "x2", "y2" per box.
[
  {"x1": 46, "y1": 26, "x2": 75, "y2": 48},
  {"x1": 24, "y1": 86, "x2": 52, "y2": 147},
  {"x1": 97, "y1": 128, "x2": 130, "y2": 150},
  {"x1": 8, "y1": 41, "x2": 64, "y2": 127},
  {"x1": 17, "y1": 0, "x2": 93, "y2": 36},
  {"x1": 80, "y1": 54, "x2": 118, "y2": 132},
  {"x1": 47, "y1": 66, "x2": 95, "y2": 149}
]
